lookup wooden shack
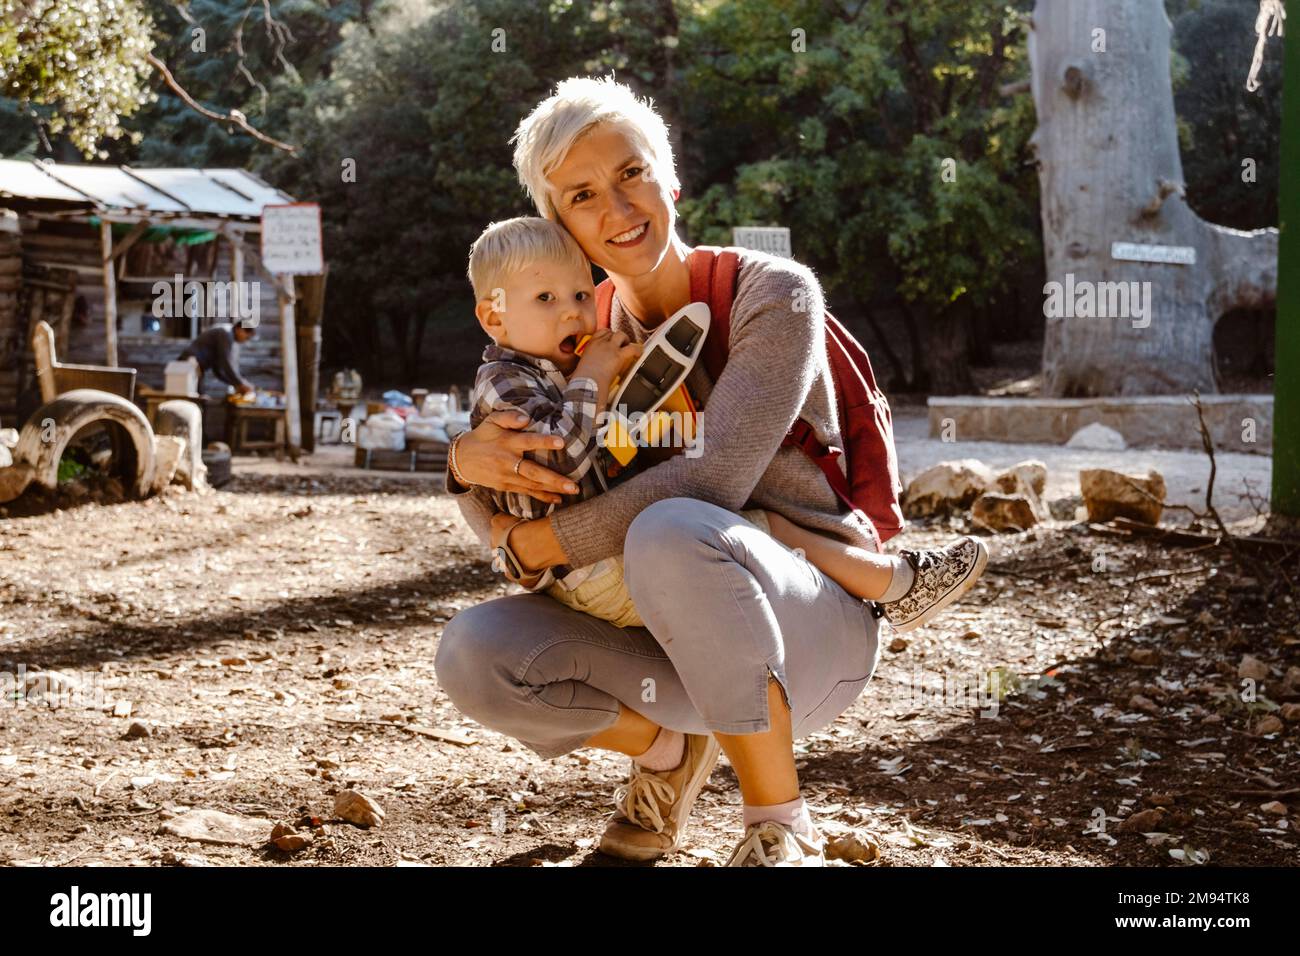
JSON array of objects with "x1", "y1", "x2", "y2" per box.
[{"x1": 0, "y1": 160, "x2": 323, "y2": 447}]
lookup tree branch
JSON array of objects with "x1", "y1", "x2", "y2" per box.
[
  {"x1": 1202, "y1": 220, "x2": 1279, "y2": 316},
  {"x1": 146, "y1": 52, "x2": 298, "y2": 154}
]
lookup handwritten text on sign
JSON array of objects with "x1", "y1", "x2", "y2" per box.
[
  {"x1": 1111, "y1": 241, "x2": 1196, "y2": 265},
  {"x1": 261, "y1": 203, "x2": 324, "y2": 275}
]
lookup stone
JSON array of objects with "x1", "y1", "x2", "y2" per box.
[
  {"x1": 902, "y1": 459, "x2": 994, "y2": 518},
  {"x1": 1253, "y1": 715, "x2": 1284, "y2": 736},
  {"x1": 148, "y1": 435, "x2": 186, "y2": 495},
  {"x1": 1128, "y1": 694, "x2": 1161, "y2": 714},
  {"x1": 270, "y1": 823, "x2": 314, "y2": 852},
  {"x1": 992, "y1": 467, "x2": 1050, "y2": 521},
  {"x1": 1237, "y1": 655, "x2": 1270, "y2": 682},
  {"x1": 1282, "y1": 666, "x2": 1300, "y2": 696},
  {"x1": 1079, "y1": 468, "x2": 1166, "y2": 524},
  {"x1": 1119, "y1": 808, "x2": 1166, "y2": 832},
  {"x1": 1048, "y1": 494, "x2": 1085, "y2": 521},
  {"x1": 971, "y1": 493, "x2": 1039, "y2": 533},
  {"x1": 1066, "y1": 422, "x2": 1127, "y2": 450},
  {"x1": 823, "y1": 828, "x2": 882, "y2": 863},
  {"x1": 0, "y1": 461, "x2": 34, "y2": 504},
  {"x1": 1279, "y1": 703, "x2": 1300, "y2": 722},
  {"x1": 158, "y1": 808, "x2": 272, "y2": 847},
  {"x1": 994, "y1": 459, "x2": 1047, "y2": 497},
  {"x1": 334, "y1": 789, "x2": 385, "y2": 828}
]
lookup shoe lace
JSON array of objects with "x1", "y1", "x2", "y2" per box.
[
  {"x1": 612, "y1": 765, "x2": 677, "y2": 834},
  {"x1": 726, "y1": 821, "x2": 820, "y2": 867},
  {"x1": 903, "y1": 548, "x2": 943, "y2": 574}
]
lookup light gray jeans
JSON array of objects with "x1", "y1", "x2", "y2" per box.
[{"x1": 435, "y1": 498, "x2": 883, "y2": 759}]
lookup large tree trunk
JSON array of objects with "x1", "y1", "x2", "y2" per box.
[{"x1": 1028, "y1": 0, "x2": 1277, "y2": 396}]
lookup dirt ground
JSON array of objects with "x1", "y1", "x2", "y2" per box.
[{"x1": 0, "y1": 450, "x2": 1297, "y2": 867}]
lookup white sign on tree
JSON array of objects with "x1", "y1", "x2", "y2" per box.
[
  {"x1": 732, "y1": 226, "x2": 792, "y2": 258},
  {"x1": 261, "y1": 203, "x2": 324, "y2": 275}
]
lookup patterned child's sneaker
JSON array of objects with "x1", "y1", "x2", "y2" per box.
[
  {"x1": 598, "y1": 732, "x2": 721, "y2": 861},
  {"x1": 725, "y1": 820, "x2": 826, "y2": 867},
  {"x1": 879, "y1": 536, "x2": 989, "y2": 633}
]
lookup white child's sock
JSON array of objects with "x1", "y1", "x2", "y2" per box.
[
  {"x1": 743, "y1": 795, "x2": 818, "y2": 841},
  {"x1": 878, "y1": 555, "x2": 916, "y2": 603},
  {"x1": 633, "y1": 727, "x2": 685, "y2": 771}
]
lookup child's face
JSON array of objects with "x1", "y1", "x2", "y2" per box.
[{"x1": 477, "y1": 256, "x2": 597, "y2": 374}]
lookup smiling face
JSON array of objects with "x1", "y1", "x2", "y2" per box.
[
  {"x1": 475, "y1": 255, "x2": 597, "y2": 374},
  {"x1": 547, "y1": 123, "x2": 675, "y2": 279}
]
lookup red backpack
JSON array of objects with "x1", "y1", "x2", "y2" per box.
[{"x1": 596, "y1": 245, "x2": 905, "y2": 548}]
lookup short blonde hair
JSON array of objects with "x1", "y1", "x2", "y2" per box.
[
  {"x1": 466, "y1": 216, "x2": 591, "y2": 303},
  {"x1": 510, "y1": 75, "x2": 680, "y2": 221}
]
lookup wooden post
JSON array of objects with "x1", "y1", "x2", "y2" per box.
[
  {"x1": 99, "y1": 219, "x2": 118, "y2": 366},
  {"x1": 295, "y1": 269, "x2": 326, "y2": 454},
  {"x1": 1271, "y1": 11, "x2": 1299, "y2": 518},
  {"x1": 230, "y1": 232, "x2": 244, "y2": 286},
  {"x1": 278, "y1": 273, "x2": 302, "y2": 449}
]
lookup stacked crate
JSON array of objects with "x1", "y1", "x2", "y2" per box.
[{"x1": 353, "y1": 437, "x2": 448, "y2": 473}]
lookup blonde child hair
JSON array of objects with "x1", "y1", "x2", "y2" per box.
[{"x1": 466, "y1": 215, "x2": 591, "y2": 304}]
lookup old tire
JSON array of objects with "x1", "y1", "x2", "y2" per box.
[{"x1": 12, "y1": 389, "x2": 156, "y2": 498}]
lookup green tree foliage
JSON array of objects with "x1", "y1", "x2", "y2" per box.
[
  {"x1": 673, "y1": 0, "x2": 1040, "y2": 392},
  {"x1": 265, "y1": 0, "x2": 1039, "y2": 391},
  {"x1": 117, "y1": 0, "x2": 377, "y2": 167},
  {"x1": 0, "y1": 0, "x2": 156, "y2": 157},
  {"x1": 0, "y1": 0, "x2": 1282, "y2": 395},
  {"x1": 260, "y1": 0, "x2": 681, "y2": 385},
  {"x1": 1172, "y1": 0, "x2": 1283, "y2": 229}
]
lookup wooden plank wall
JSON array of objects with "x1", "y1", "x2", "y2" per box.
[
  {"x1": 14, "y1": 217, "x2": 286, "y2": 408},
  {"x1": 0, "y1": 224, "x2": 20, "y2": 426}
]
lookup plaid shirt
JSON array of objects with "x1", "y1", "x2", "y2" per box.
[{"x1": 469, "y1": 344, "x2": 611, "y2": 590}]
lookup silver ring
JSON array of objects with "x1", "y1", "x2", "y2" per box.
[{"x1": 513, "y1": 456, "x2": 524, "y2": 476}]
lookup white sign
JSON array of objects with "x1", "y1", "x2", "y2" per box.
[
  {"x1": 1111, "y1": 241, "x2": 1196, "y2": 265},
  {"x1": 261, "y1": 203, "x2": 324, "y2": 275},
  {"x1": 732, "y1": 226, "x2": 792, "y2": 258}
]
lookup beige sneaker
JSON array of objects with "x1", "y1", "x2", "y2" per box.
[
  {"x1": 597, "y1": 733, "x2": 721, "y2": 861},
  {"x1": 725, "y1": 820, "x2": 826, "y2": 866}
]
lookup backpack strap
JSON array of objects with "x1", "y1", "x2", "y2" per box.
[
  {"x1": 595, "y1": 277, "x2": 615, "y2": 329},
  {"x1": 594, "y1": 248, "x2": 740, "y2": 383},
  {"x1": 687, "y1": 245, "x2": 740, "y2": 382}
]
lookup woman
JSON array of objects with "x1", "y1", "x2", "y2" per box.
[{"x1": 435, "y1": 76, "x2": 885, "y2": 866}]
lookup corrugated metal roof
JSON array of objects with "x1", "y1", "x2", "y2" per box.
[
  {"x1": 0, "y1": 159, "x2": 88, "y2": 203},
  {"x1": 0, "y1": 160, "x2": 296, "y2": 219}
]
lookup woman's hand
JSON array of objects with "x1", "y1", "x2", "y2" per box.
[{"x1": 455, "y1": 409, "x2": 580, "y2": 504}]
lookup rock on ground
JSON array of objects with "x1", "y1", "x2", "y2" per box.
[
  {"x1": 903, "y1": 459, "x2": 994, "y2": 518},
  {"x1": 972, "y1": 493, "x2": 1040, "y2": 533},
  {"x1": 1079, "y1": 468, "x2": 1166, "y2": 524},
  {"x1": 1066, "y1": 423, "x2": 1127, "y2": 450}
]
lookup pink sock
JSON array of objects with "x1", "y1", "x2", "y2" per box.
[
  {"x1": 633, "y1": 727, "x2": 685, "y2": 771},
  {"x1": 743, "y1": 795, "x2": 818, "y2": 840}
]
